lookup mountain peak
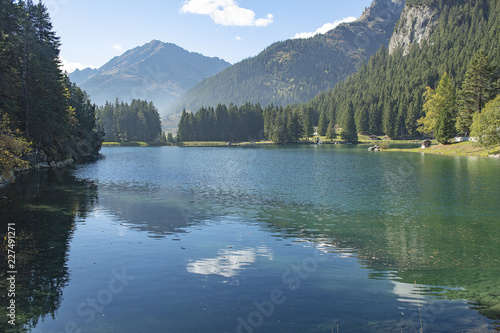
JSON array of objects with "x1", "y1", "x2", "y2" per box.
[
  {"x1": 174, "y1": 0, "x2": 406, "y2": 113},
  {"x1": 69, "y1": 40, "x2": 231, "y2": 113},
  {"x1": 359, "y1": 0, "x2": 405, "y2": 22}
]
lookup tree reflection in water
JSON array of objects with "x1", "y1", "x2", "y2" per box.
[{"x1": 0, "y1": 169, "x2": 98, "y2": 332}]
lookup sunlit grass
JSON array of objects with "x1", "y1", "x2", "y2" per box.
[
  {"x1": 102, "y1": 141, "x2": 169, "y2": 147},
  {"x1": 385, "y1": 141, "x2": 500, "y2": 157}
]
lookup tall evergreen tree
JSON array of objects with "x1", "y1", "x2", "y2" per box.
[
  {"x1": 355, "y1": 105, "x2": 369, "y2": 134},
  {"x1": 457, "y1": 51, "x2": 498, "y2": 135},
  {"x1": 286, "y1": 108, "x2": 301, "y2": 142},
  {"x1": 271, "y1": 109, "x2": 286, "y2": 143},
  {"x1": 326, "y1": 121, "x2": 337, "y2": 139},
  {"x1": 0, "y1": 0, "x2": 103, "y2": 168},
  {"x1": 317, "y1": 110, "x2": 328, "y2": 136},
  {"x1": 302, "y1": 107, "x2": 314, "y2": 140},
  {"x1": 341, "y1": 102, "x2": 358, "y2": 142},
  {"x1": 0, "y1": 0, "x2": 21, "y2": 120}
]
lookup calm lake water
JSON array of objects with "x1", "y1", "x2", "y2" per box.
[{"x1": 1, "y1": 145, "x2": 499, "y2": 332}]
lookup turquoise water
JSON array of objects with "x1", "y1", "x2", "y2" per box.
[{"x1": 1, "y1": 145, "x2": 499, "y2": 332}]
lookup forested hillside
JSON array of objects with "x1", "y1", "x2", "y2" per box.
[
  {"x1": 172, "y1": 0, "x2": 405, "y2": 113},
  {"x1": 0, "y1": 0, "x2": 102, "y2": 180},
  {"x1": 308, "y1": 0, "x2": 500, "y2": 138}
]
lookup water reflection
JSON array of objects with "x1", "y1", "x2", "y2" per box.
[
  {"x1": 0, "y1": 169, "x2": 98, "y2": 332},
  {"x1": 2, "y1": 146, "x2": 500, "y2": 332},
  {"x1": 187, "y1": 246, "x2": 273, "y2": 278}
]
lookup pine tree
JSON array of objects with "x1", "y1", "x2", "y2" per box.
[
  {"x1": 326, "y1": 121, "x2": 336, "y2": 139},
  {"x1": 167, "y1": 132, "x2": 175, "y2": 143},
  {"x1": 0, "y1": 0, "x2": 21, "y2": 120},
  {"x1": 457, "y1": 51, "x2": 498, "y2": 135},
  {"x1": 302, "y1": 107, "x2": 314, "y2": 140},
  {"x1": 341, "y1": 102, "x2": 358, "y2": 142},
  {"x1": 285, "y1": 107, "x2": 300, "y2": 142},
  {"x1": 355, "y1": 105, "x2": 369, "y2": 134},
  {"x1": 271, "y1": 111, "x2": 286, "y2": 143},
  {"x1": 317, "y1": 110, "x2": 328, "y2": 136},
  {"x1": 177, "y1": 110, "x2": 189, "y2": 141}
]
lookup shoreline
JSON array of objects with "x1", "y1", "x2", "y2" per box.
[
  {"x1": 97, "y1": 140, "x2": 500, "y2": 159},
  {"x1": 383, "y1": 141, "x2": 500, "y2": 159}
]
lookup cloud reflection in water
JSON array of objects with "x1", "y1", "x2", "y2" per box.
[{"x1": 187, "y1": 246, "x2": 273, "y2": 278}]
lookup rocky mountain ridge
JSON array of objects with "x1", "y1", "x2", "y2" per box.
[
  {"x1": 170, "y1": 0, "x2": 406, "y2": 114},
  {"x1": 69, "y1": 40, "x2": 231, "y2": 114}
]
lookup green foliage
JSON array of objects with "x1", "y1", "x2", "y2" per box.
[
  {"x1": 418, "y1": 73, "x2": 458, "y2": 143},
  {"x1": 434, "y1": 73, "x2": 457, "y2": 144},
  {"x1": 96, "y1": 99, "x2": 163, "y2": 142},
  {"x1": 0, "y1": 112, "x2": 31, "y2": 180},
  {"x1": 326, "y1": 121, "x2": 337, "y2": 140},
  {"x1": 166, "y1": 132, "x2": 175, "y2": 143},
  {"x1": 307, "y1": 0, "x2": 500, "y2": 139},
  {"x1": 470, "y1": 95, "x2": 500, "y2": 147},
  {"x1": 178, "y1": 103, "x2": 263, "y2": 142},
  {"x1": 317, "y1": 111, "x2": 328, "y2": 136},
  {"x1": 456, "y1": 51, "x2": 499, "y2": 135},
  {"x1": 302, "y1": 107, "x2": 314, "y2": 140},
  {"x1": 417, "y1": 87, "x2": 439, "y2": 135},
  {"x1": 178, "y1": 102, "x2": 329, "y2": 144},
  {"x1": 341, "y1": 102, "x2": 358, "y2": 142},
  {"x1": 0, "y1": 0, "x2": 102, "y2": 166}
]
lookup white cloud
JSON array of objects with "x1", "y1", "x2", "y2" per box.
[
  {"x1": 180, "y1": 0, "x2": 273, "y2": 27},
  {"x1": 59, "y1": 56, "x2": 96, "y2": 73},
  {"x1": 113, "y1": 44, "x2": 123, "y2": 51},
  {"x1": 235, "y1": 36, "x2": 241, "y2": 41},
  {"x1": 293, "y1": 16, "x2": 357, "y2": 39}
]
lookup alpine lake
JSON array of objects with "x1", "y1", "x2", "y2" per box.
[{"x1": 1, "y1": 144, "x2": 499, "y2": 333}]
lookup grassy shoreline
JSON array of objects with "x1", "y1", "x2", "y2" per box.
[
  {"x1": 102, "y1": 141, "x2": 171, "y2": 147},
  {"x1": 384, "y1": 141, "x2": 500, "y2": 158},
  {"x1": 102, "y1": 139, "x2": 500, "y2": 159}
]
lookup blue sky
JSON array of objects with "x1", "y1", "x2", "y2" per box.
[{"x1": 43, "y1": 0, "x2": 374, "y2": 72}]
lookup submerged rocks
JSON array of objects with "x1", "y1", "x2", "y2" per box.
[{"x1": 368, "y1": 145, "x2": 380, "y2": 152}]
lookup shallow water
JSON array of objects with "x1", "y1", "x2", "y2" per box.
[{"x1": 1, "y1": 145, "x2": 499, "y2": 332}]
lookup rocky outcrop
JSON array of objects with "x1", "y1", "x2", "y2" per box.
[
  {"x1": 326, "y1": 0, "x2": 405, "y2": 58},
  {"x1": 388, "y1": 4, "x2": 439, "y2": 55}
]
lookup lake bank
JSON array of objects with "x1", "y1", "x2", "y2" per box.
[
  {"x1": 102, "y1": 141, "x2": 171, "y2": 147},
  {"x1": 384, "y1": 141, "x2": 500, "y2": 158}
]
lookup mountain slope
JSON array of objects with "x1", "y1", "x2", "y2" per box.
[
  {"x1": 69, "y1": 40, "x2": 231, "y2": 113},
  {"x1": 171, "y1": 0, "x2": 405, "y2": 113},
  {"x1": 308, "y1": 0, "x2": 500, "y2": 138}
]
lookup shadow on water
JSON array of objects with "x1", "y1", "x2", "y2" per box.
[{"x1": 0, "y1": 168, "x2": 98, "y2": 332}]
